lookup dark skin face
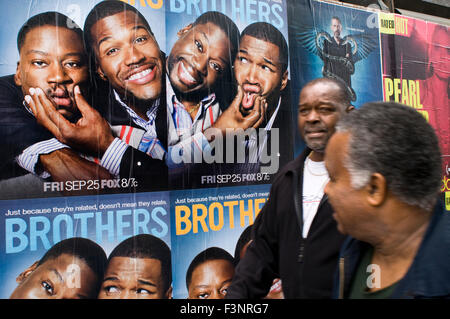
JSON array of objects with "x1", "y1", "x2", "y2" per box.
[
  {"x1": 15, "y1": 25, "x2": 88, "y2": 121},
  {"x1": 188, "y1": 259, "x2": 234, "y2": 299},
  {"x1": 10, "y1": 254, "x2": 98, "y2": 299},
  {"x1": 234, "y1": 35, "x2": 288, "y2": 116},
  {"x1": 167, "y1": 22, "x2": 231, "y2": 102},
  {"x1": 98, "y1": 257, "x2": 171, "y2": 299},
  {"x1": 91, "y1": 11, "x2": 163, "y2": 118},
  {"x1": 297, "y1": 81, "x2": 352, "y2": 161}
]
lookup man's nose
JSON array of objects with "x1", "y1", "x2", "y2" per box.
[
  {"x1": 192, "y1": 53, "x2": 208, "y2": 77},
  {"x1": 245, "y1": 64, "x2": 259, "y2": 84},
  {"x1": 48, "y1": 63, "x2": 71, "y2": 84},
  {"x1": 125, "y1": 45, "x2": 145, "y2": 66},
  {"x1": 305, "y1": 109, "x2": 320, "y2": 122}
]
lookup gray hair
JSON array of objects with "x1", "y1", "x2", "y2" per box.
[{"x1": 336, "y1": 102, "x2": 442, "y2": 211}]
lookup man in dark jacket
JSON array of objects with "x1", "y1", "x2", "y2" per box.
[
  {"x1": 325, "y1": 102, "x2": 449, "y2": 299},
  {"x1": 226, "y1": 77, "x2": 353, "y2": 298}
]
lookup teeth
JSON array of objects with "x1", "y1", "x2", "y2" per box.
[
  {"x1": 180, "y1": 62, "x2": 197, "y2": 83},
  {"x1": 127, "y1": 68, "x2": 152, "y2": 81}
]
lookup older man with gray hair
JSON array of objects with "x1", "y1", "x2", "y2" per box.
[{"x1": 325, "y1": 101, "x2": 449, "y2": 299}]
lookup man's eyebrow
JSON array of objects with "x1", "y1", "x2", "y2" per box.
[
  {"x1": 97, "y1": 36, "x2": 112, "y2": 49},
  {"x1": 63, "y1": 53, "x2": 85, "y2": 59},
  {"x1": 193, "y1": 284, "x2": 210, "y2": 289},
  {"x1": 50, "y1": 269, "x2": 64, "y2": 283},
  {"x1": 238, "y1": 48, "x2": 277, "y2": 67},
  {"x1": 199, "y1": 31, "x2": 209, "y2": 44},
  {"x1": 102, "y1": 276, "x2": 119, "y2": 282},
  {"x1": 263, "y1": 57, "x2": 277, "y2": 67},
  {"x1": 97, "y1": 25, "x2": 149, "y2": 49},
  {"x1": 26, "y1": 50, "x2": 49, "y2": 56},
  {"x1": 138, "y1": 279, "x2": 157, "y2": 287},
  {"x1": 131, "y1": 25, "x2": 149, "y2": 33}
]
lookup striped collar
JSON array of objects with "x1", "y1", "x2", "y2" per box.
[{"x1": 113, "y1": 89, "x2": 160, "y2": 129}]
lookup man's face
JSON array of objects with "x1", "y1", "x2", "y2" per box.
[
  {"x1": 98, "y1": 257, "x2": 170, "y2": 299},
  {"x1": 15, "y1": 25, "x2": 88, "y2": 121},
  {"x1": 331, "y1": 18, "x2": 342, "y2": 38},
  {"x1": 167, "y1": 22, "x2": 231, "y2": 96},
  {"x1": 324, "y1": 132, "x2": 368, "y2": 236},
  {"x1": 91, "y1": 11, "x2": 163, "y2": 101},
  {"x1": 10, "y1": 254, "x2": 98, "y2": 299},
  {"x1": 298, "y1": 81, "x2": 347, "y2": 153},
  {"x1": 234, "y1": 35, "x2": 288, "y2": 116},
  {"x1": 188, "y1": 259, "x2": 234, "y2": 299}
]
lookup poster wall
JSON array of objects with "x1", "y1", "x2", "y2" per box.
[
  {"x1": 0, "y1": 0, "x2": 448, "y2": 299},
  {"x1": 378, "y1": 13, "x2": 450, "y2": 210}
]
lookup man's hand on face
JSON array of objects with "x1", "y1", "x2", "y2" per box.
[
  {"x1": 205, "y1": 85, "x2": 268, "y2": 141},
  {"x1": 25, "y1": 86, "x2": 115, "y2": 156},
  {"x1": 39, "y1": 148, "x2": 113, "y2": 196}
]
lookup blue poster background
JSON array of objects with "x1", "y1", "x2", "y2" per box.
[{"x1": 0, "y1": 191, "x2": 170, "y2": 298}]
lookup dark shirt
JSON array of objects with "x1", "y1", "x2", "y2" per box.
[
  {"x1": 0, "y1": 75, "x2": 53, "y2": 179},
  {"x1": 323, "y1": 39, "x2": 353, "y2": 87}
]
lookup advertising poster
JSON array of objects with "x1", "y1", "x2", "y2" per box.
[
  {"x1": 288, "y1": 0, "x2": 384, "y2": 155},
  {"x1": 169, "y1": 183, "x2": 270, "y2": 298},
  {"x1": 0, "y1": 0, "x2": 167, "y2": 199},
  {"x1": 0, "y1": 190, "x2": 170, "y2": 298},
  {"x1": 165, "y1": 0, "x2": 294, "y2": 189},
  {"x1": 379, "y1": 13, "x2": 450, "y2": 211}
]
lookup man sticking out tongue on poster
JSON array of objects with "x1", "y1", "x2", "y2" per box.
[{"x1": 207, "y1": 22, "x2": 293, "y2": 173}]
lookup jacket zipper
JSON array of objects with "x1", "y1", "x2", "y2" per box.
[{"x1": 339, "y1": 257, "x2": 345, "y2": 299}]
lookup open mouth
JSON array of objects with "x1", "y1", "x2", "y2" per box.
[
  {"x1": 177, "y1": 59, "x2": 200, "y2": 87},
  {"x1": 125, "y1": 65, "x2": 157, "y2": 85},
  {"x1": 242, "y1": 84, "x2": 260, "y2": 111}
]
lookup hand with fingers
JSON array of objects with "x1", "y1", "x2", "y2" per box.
[
  {"x1": 205, "y1": 85, "x2": 267, "y2": 141},
  {"x1": 25, "y1": 86, "x2": 115, "y2": 157}
]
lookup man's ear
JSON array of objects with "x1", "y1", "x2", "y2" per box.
[
  {"x1": 16, "y1": 260, "x2": 39, "y2": 283},
  {"x1": 177, "y1": 24, "x2": 193, "y2": 37},
  {"x1": 346, "y1": 104, "x2": 355, "y2": 113},
  {"x1": 166, "y1": 286, "x2": 173, "y2": 299},
  {"x1": 364, "y1": 173, "x2": 387, "y2": 207},
  {"x1": 96, "y1": 65, "x2": 107, "y2": 82},
  {"x1": 280, "y1": 70, "x2": 288, "y2": 91},
  {"x1": 14, "y1": 62, "x2": 22, "y2": 86}
]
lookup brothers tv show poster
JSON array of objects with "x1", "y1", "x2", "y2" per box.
[
  {"x1": 0, "y1": 0, "x2": 167, "y2": 199},
  {"x1": 0, "y1": 191, "x2": 170, "y2": 298},
  {"x1": 379, "y1": 13, "x2": 450, "y2": 211},
  {"x1": 288, "y1": 0, "x2": 384, "y2": 156},
  {"x1": 169, "y1": 184, "x2": 270, "y2": 298},
  {"x1": 165, "y1": 0, "x2": 294, "y2": 189}
]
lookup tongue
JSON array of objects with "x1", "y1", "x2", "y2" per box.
[{"x1": 242, "y1": 92, "x2": 257, "y2": 110}]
